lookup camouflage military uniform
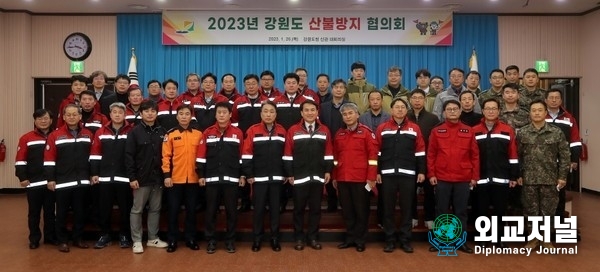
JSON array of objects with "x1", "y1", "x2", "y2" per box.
[
  {"x1": 478, "y1": 88, "x2": 503, "y2": 108},
  {"x1": 381, "y1": 84, "x2": 410, "y2": 104},
  {"x1": 425, "y1": 89, "x2": 439, "y2": 113},
  {"x1": 499, "y1": 106, "x2": 530, "y2": 131},
  {"x1": 346, "y1": 78, "x2": 389, "y2": 114},
  {"x1": 519, "y1": 88, "x2": 546, "y2": 109},
  {"x1": 517, "y1": 122, "x2": 570, "y2": 219}
]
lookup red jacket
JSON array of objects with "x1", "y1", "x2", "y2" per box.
[
  {"x1": 376, "y1": 118, "x2": 426, "y2": 177},
  {"x1": 57, "y1": 93, "x2": 101, "y2": 128},
  {"x1": 333, "y1": 124, "x2": 378, "y2": 182},
  {"x1": 15, "y1": 129, "x2": 49, "y2": 187},
  {"x1": 298, "y1": 86, "x2": 320, "y2": 106},
  {"x1": 232, "y1": 94, "x2": 269, "y2": 133},
  {"x1": 545, "y1": 107, "x2": 582, "y2": 162},
  {"x1": 178, "y1": 89, "x2": 202, "y2": 104},
  {"x1": 81, "y1": 110, "x2": 109, "y2": 134},
  {"x1": 427, "y1": 120, "x2": 480, "y2": 182},
  {"x1": 219, "y1": 88, "x2": 242, "y2": 104},
  {"x1": 472, "y1": 119, "x2": 519, "y2": 184},
  {"x1": 189, "y1": 92, "x2": 229, "y2": 131},
  {"x1": 283, "y1": 121, "x2": 334, "y2": 184},
  {"x1": 125, "y1": 104, "x2": 142, "y2": 126},
  {"x1": 260, "y1": 87, "x2": 282, "y2": 101}
]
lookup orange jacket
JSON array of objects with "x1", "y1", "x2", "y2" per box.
[{"x1": 162, "y1": 126, "x2": 202, "y2": 183}]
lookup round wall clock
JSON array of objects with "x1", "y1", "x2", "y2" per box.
[{"x1": 63, "y1": 32, "x2": 92, "y2": 61}]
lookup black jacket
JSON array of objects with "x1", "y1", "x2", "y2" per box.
[
  {"x1": 318, "y1": 100, "x2": 348, "y2": 140},
  {"x1": 125, "y1": 122, "x2": 167, "y2": 186},
  {"x1": 407, "y1": 109, "x2": 440, "y2": 146}
]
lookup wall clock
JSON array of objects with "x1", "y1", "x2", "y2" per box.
[{"x1": 63, "y1": 32, "x2": 92, "y2": 61}]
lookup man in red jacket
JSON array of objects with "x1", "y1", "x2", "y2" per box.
[
  {"x1": 427, "y1": 100, "x2": 479, "y2": 254},
  {"x1": 333, "y1": 102, "x2": 378, "y2": 252}
]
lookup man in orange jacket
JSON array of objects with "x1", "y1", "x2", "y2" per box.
[{"x1": 162, "y1": 105, "x2": 203, "y2": 253}]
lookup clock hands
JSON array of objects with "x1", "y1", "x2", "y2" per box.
[{"x1": 67, "y1": 45, "x2": 83, "y2": 50}]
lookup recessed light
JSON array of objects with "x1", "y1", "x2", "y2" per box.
[
  {"x1": 290, "y1": 0, "x2": 299, "y2": 3},
  {"x1": 128, "y1": 4, "x2": 148, "y2": 10}
]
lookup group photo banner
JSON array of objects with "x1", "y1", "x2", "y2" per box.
[{"x1": 162, "y1": 10, "x2": 453, "y2": 46}]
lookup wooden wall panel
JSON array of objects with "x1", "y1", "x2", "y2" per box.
[
  {"x1": 0, "y1": 13, "x2": 33, "y2": 189},
  {"x1": 499, "y1": 16, "x2": 580, "y2": 77},
  {"x1": 31, "y1": 16, "x2": 117, "y2": 77}
]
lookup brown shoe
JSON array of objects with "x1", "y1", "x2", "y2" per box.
[
  {"x1": 58, "y1": 243, "x2": 70, "y2": 253},
  {"x1": 73, "y1": 240, "x2": 89, "y2": 249}
]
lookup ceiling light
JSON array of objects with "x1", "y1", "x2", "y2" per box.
[
  {"x1": 128, "y1": 4, "x2": 148, "y2": 10},
  {"x1": 290, "y1": 0, "x2": 299, "y2": 3}
]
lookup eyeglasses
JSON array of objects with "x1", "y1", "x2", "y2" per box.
[
  {"x1": 445, "y1": 107, "x2": 460, "y2": 112},
  {"x1": 35, "y1": 117, "x2": 51, "y2": 121},
  {"x1": 410, "y1": 96, "x2": 425, "y2": 100},
  {"x1": 431, "y1": 81, "x2": 443, "y2": 84},
  {"x1": 187, "y1": 79, "x2": 199, "y2": 82},
  {"x1": 483, "y1": 107, "x2": 499, "y2": 111}
]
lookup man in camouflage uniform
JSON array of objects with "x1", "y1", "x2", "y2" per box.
[
  {"x1": 519, "y1": 68, "x2": 546, "y2": 108},
  {"x1": 381, "y1": 66, "x2": 410, "y2": 102},
  {"x1": 346, "y1": 61, "x2": 392, "y2": 114},
  {"x1": 499, "y1": 83, "x2": 530, "y2": 131},
  {"x1": 517, "y1": 100, "x2": 570, "y2": 250},
  {"x1": 504, "y1": 65, "x2": 526, "y2": 92},
  {"x1": 479, "y1": 69, "x2": 505, "y2": 107}
]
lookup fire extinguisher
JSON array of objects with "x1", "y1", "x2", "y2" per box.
[
  {"x1": 580, "y1": 138, "x2": 588, "y2": 162},
  {"x1": 0, "y1": 139, "x2": 6, "y2": 162}
]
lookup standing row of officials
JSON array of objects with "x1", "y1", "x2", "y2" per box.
[{"x1": 16, "y1": 69, "x2": 577, "y2": 254}]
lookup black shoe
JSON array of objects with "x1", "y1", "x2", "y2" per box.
[
  {"x1": 294, "y1": 240, "x2": 305, "y2": 251},
  {"x1": 459, "y1": 245, "x2": 474, "y2": 254},
  {"x1": 429, "y1": 246, "x2": 438, "y2": 252},
  {"x1": 400, "y1": 243, "x2": 414, "y2": 253},
  {"x1": 94, "y1": 235, "x2": 112, "y2": 249},
  {"x1": 309, "y1": 240, "x2": 322, "y2": 250},
  {"x1": 252, "y1": 241, "x2": 261, "y2": 252},
  {"x1": 383, "y1": 242, "x2": 395, "y2": 253},
  {"x1": 206, "y1": 240, "x2": 216, "y2": 254},
  {"x1": 29, "y1": 242, "x2": 40, "y2": 249},
  {"x1": 186, "y1": 240, "x2": 199, "y2": 250},
  {"x1": 73, "y1": 240, "x2": 89, "y2": 249},
  {"x1": 119, "y1": 235, "x2": 131, "y2": 248},
  {"x1": 337, "y1": 242, "x2": 356, "y2": 249},
  {"x1": 166, "y1": 242, "x2": 177, "y2": 253},
  {"x1": 238, "y1": 202, "x2": 251, "y2": 213},
  {"x1": 225, "y1": 242, "x2": 236, "y2": 253},
  {"x1": 356, "y1": 244, "x2": 365, "y2": 252},
  {"x1": 270, "y1": 239, "x2": 281, "y2": 252},
  {"x1": 58, "y1": 243, "x2": 70, "y2": 253}
]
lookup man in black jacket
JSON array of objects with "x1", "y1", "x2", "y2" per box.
[
  {"x1": 125, "y1": 100, "x2": 168, "y2": 254},
  {"x1": 318, "y1": 78, "x2": 349, "y2": 212},
  {"x1": 407, "y1": 89, "x2": 440, "y2": 230}
]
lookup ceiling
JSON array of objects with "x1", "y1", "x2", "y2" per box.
[{"x1": 1, "y1": 0, "x2": 598, "y2": 14}]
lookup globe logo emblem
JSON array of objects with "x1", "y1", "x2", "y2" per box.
[{"x1": 432, "y1": 214, "x2": 462, "y2": 244}]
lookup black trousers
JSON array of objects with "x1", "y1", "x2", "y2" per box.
[
  {"x1": 376, "y1": 183, "x2": 384, "y2": 225},
  {"x1": 338, "y1": 182, "x2": 370, "y2": 245},
  {"x1": 476, "y1": 183, "x2": 510, "y2": 239},
  {"x1": 238, "y1": 183, "x2": 251, "y2": 206},
  {"x1": 556, "y1": 187, "x2": 566, "y2": 218},
  {"x1": 26, "y1": 187, "x2": 56, "y2": 243},
  {"x1": 205, "y1": 183, "x2": 238, "y2": 242},
  {"x1": 98, "y1": 182, "x2": 132, "y2": 236},
  {"x1": 55, "y1": 186, "x2": 87, "y2": 243},
  {"x1": 325, "y1": 181, "x2": 338, "y2": 209},
  {"x1": 412, "y1": 178, "x2": 436, "y2": 221},
  {"x1": 252, "y1": 182, "x2": 281, "y2": 241},
  {"x1": 166, "y1": 183, "x2": 199, "y2": 243},
  {"x1": 382, "y1": 175, "x2": 415, "y2": 243},
  {"x1": 436, "y1": 181, "x2": 470, "y2": 234},
  {"x1": 293, "y1": 182, "x2": 323, "y2": 241}
]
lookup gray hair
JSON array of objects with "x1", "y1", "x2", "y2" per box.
[
  {"x1": 339, "y1": 102, "x2": 359, "y2": 114},
  {"x1": 109, "y1": 102, "x2": 126, "y2": 112}
]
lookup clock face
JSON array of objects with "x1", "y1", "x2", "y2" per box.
[{"x1": 63, "y1": 33, "x2": 92, "y2": 61}]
